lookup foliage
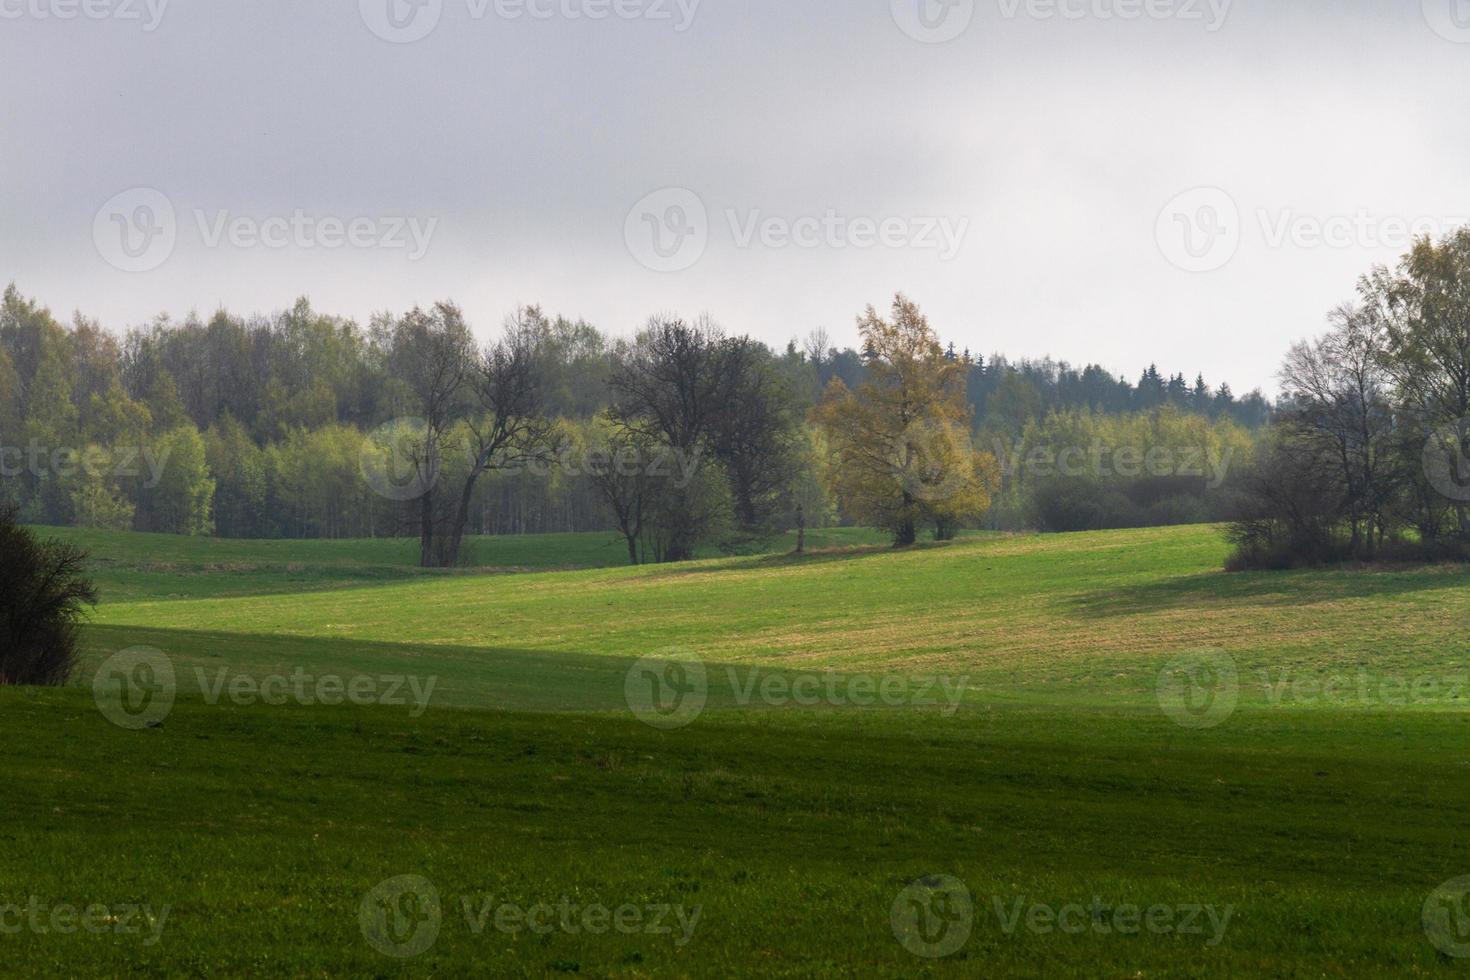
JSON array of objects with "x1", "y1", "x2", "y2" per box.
[
  {"x1": 0, "y1": 506, "x2": 97, "y2": 685},
  {"x1": 138, "y1": 426, "x2": 215, "y2": 536},
  {"x1": 992, "y1": 406, "x2": 1254, "y2": 532},
  {"x1": 816, "y1": 295, "x2": 999, "y2": 545},
  {"x1": 603, "y1": 317, "x2": 804, "y2": 561},
  {"x1": 1229, "y1": 228, "x2": 1470, "y2": 568},
  {"x1": 65, "y1": 456, "x2": 136, "y2": 531},
  {"x1": 1, "y1": 283, "x2": 1271, "y2": 543}
]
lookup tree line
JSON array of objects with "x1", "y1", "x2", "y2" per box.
[
  {"x1": 1228, "y1": 229, "x2": 1470, "y2": 568},
  {"x1": 0, "y1": 283, "x2": 1273, "y2": 561}
]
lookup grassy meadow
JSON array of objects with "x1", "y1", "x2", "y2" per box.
[
  {"x1": 5, "y1": 523, "x2": 1470, "y2": 976},
  {"x1": 40, "y1": 525, "x2": 892, "y2": 603}
]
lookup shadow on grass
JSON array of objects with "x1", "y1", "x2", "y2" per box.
[
  {"x1": 85, "y1": 554, "x2": 635, "y2": 605},
  {"x1": 1072, "y1": 564, "x2": 1470, "y2": 618},
  {"x1": 629, "y1": 538, "x2": 982, "y2": 584},
  {"x1": 78, "y1": 624, "x2": 978, "y2": 717}
]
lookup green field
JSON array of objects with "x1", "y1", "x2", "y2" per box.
[
  {"x1": 39, "y1": 525, "x2": 892, "y2": 603},
  {"x1": 6, "y1": 524, "x2": 1470, "y2": 976}
]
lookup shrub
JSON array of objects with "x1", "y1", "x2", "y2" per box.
[
  {"x1": 1026, "y1": 477, "x2": 1106, "y2": 532},
  {"x1": 1224, "y1": 436, "x2": 1344, "y2": 571},
  {"x1": 0, "y1": 507, "x2": 98, "y2": 686}
]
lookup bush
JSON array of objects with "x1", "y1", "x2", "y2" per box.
[
  {"x1": 0, "y1": 507, "x2": 98, "y2": 686},
  {"x1": 1224, "y1": 436, "x2": 1345, "y2": 571},
  {"x1": 1026, "y1": 477, "x2": 1107, "y2": 532}
]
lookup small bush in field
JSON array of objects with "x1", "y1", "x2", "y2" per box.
[{"x1": 0, "y1": 507, "x2": 98, "y2": 686}]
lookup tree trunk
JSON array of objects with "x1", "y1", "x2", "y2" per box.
[
  {"x1": 444, "y1": 479, "x2": 478, "y2": 569},
  {"x1": 418, "y1": 491, "x2": 436, "y2": 568},
  {"x1": 736, "y1": 491, "x2": 758, "y2": 533}
]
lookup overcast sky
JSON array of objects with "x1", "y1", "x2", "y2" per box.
[{"x1": 3, "y1": 0, "x2": 1468, "y2": 394}]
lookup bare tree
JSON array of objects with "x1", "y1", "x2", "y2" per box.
[
  {"x1": 439, "y1": 308, "x2": 561, "y2": 567},
  {"x1": 388, "y1": 303, "x2": 475, "y2": 568},
  {"x1": 1226, "y1": 432, "x2": 1342, "y2": 569},
  {"x1": 607, "y1": 317, "x2": 726, "y2": 562},
  {"x1": 1279, "y1": 303, "x2": 1396, "y2": 557},
  {"x1": 803, "y1": 327, "x2": 831, "y2": 385},
  {"x1": 605, "y1": 317, "x2": 804, "y2": 558},
  {"x1": 1367, "y1": 229, "x2": 1470, "y2": 539},
  {"x1": 585, "y1": 423, "x2": 658, "y2": 565},
  {"x1": 609, "y1": 316, "x2": 724, "y2": 453},
  {"x1": 709, "y1": 336, "x2": 798, "y2": 532}
]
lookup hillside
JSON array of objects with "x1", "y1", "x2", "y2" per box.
[
  {"x1": 83, "y1": 524, "x2": 1470, "y2": 713},
  {"x1": 3, "y1": 524, "x2": 1468, "y2": 976}
]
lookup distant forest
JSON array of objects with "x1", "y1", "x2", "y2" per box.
[{"x1": 0, "y1": 284, "x2": 1271, "y2": 551}]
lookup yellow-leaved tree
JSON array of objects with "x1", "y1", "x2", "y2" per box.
[{"x1": 814, "y1": 295, "x2": 999, "y2": 545}]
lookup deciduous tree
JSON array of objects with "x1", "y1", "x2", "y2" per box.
[{"x1": 816, "y1": 295, "x2": 999, "y2": 546}]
